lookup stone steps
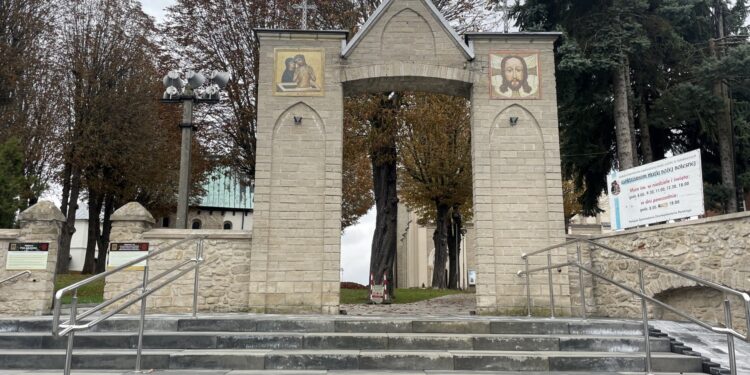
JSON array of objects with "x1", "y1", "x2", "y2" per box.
[
  {"x1": 0, "y1": 316, "x2": 709, "y2": 373},
  {"x1": 0, "y1": 371, "x2": 711, "y2": 375},
  {"x1": 0, "y1": 349, "x2": 704, "y2": 372},
  {"x1": 0, "y1": 332, "x2": 672, "y2": 352},
  {"x1": 0, "y1": 316, "x2": 647, "y2": 335}
]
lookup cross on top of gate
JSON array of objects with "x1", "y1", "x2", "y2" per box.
[{"x1": 292, "y1": 0, "x2": 317, "y2": 30}]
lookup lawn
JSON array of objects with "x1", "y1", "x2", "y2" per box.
[
  {"x1": 340, "y1": 287, "x2": 469, "y2": 304},
  {"x1": 55, "y1": 273, "x2": 105, "y2": 305}
]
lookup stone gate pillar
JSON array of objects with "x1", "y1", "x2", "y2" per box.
[
  {"x1": 466, "y1": 33, "x2": 569, "y2": 315},
  {"x1": 251, "y1": 30, "x2": 348, "y2": 314},
  {"x1": 0, "y1": 201, "x2": 65, "y2": 316}
]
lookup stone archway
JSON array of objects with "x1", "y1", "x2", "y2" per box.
[{"x1": 250, "y1": 0, "x2": 566, "y2": 315}]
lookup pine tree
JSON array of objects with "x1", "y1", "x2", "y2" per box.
[{"x1": 0, "y1": 139, "x2": 24, "y2": 228}]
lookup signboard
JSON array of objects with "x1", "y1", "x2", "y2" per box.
[
  {"x1": 107, "y1": 242, "x2": 149, "y2": 270},
  {"x1": 608, "y1": 149, "x2": 705, "y2": 231},
  {"x1": 6, "y1": 243, "x2": 49, "y2": 270},
  {"x1": 468, "y1": 270, "x2": 477, "y2": 286},
  {"x1": 369, "y1": 285, "x2": 386, "y2": 304}
]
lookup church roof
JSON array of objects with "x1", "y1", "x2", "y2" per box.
[
  {"x1": 341, "y1": 0, "x2": 475, "y2": 60},
  {"x1": 196, "y1": 169, "x2": 253, "y2": 211}
]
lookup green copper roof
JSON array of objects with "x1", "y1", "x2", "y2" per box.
[{"x1": 197, "y1": 169, "x2": 253, "y2": 210}]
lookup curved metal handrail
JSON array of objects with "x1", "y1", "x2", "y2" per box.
[
  {"x1": 0, "y1": 270, "x2": 31, "y2": 285},
  {"x1": 52, "y1": 235, "x2": 208, "y2": 375},
  {"x1": 519, "y1": 238, "x2": 749, "y2": 375}
]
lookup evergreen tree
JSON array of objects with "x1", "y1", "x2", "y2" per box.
[{"x1": 0, "y1": 139, "x2": 24, "y2": 228}]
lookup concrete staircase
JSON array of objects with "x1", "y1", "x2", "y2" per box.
[{"x1": 0, "y1": 315, "x2": 710, "y2": 373}]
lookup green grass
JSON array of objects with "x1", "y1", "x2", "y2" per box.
[
  {"x1": 55, "y1": 273, "x2": 105, "y2": 305},
  {"x1": 340, "y1": 288, "x2": 470, "y2": 304}
]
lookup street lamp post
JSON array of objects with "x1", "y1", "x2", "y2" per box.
[{"x1": 162, "y1": 70, "x2": 230, "y2": 229}]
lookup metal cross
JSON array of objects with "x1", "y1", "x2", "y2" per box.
[
  {"x1": 292, "y1": 0, "x2": 317, "y2": 30},
  {"x1": 502, "y1": 0, "x2": 510, "y2": 33}
]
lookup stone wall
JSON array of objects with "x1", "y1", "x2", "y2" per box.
[
  {"x1": 103, "y1": 203, "x2": 252, "y2": 314},
  {"x1": 0, "y1": 202, "x2": 64, "y2": 316},
  {"x1": 569, "y1": 212, "x2": 750, "y2": 333}
]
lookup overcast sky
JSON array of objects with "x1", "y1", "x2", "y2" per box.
[{"x1": 141, "y1": 0, "x2": 175, "y2": 22}]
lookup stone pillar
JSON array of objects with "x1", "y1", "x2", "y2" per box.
[
  {"x1": 252, "y1": 30, "x2": 347, "y2": 314},
  {"x1": 468, "y1": 34, "x2": 569, "y2": 315},
  {"x1": 0, "y1": 201, "x2": 65, "y2": 316},
  {"x1": 102, "y1": 202, "x2": 154, "y2": 302}
]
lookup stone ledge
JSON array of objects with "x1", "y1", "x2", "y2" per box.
[
  {"x1": 143, "y1": 229, "x2": 252, "y2": 240},
  {"x1": 0, "y1": 230, "x2": 20, "y2": 239},
  {"x1": 591, "y1": 211, "x2": 750, "y2": 239}
]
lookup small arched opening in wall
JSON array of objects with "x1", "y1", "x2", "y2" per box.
[
  {"x1": 191, "y1": 219, "x2": 202, "y2": 230},
  {"x1": 223, "y1": 221, "x2": 233, "y2": 230}
]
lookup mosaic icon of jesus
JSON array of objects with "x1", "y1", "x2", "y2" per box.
[
  {"x1": 274, "y1": 49, "x2": 325, "y2": 96},
  {"x1": 490, "y1": 52, "x2": 541, "y2": 100}
]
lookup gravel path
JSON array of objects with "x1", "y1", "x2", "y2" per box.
[{"x1": 341, "y1": 294, "x2": 477, "y2": 316}]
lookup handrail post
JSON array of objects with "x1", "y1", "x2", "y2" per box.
[
  {"x1": 576, "y1": 243, "x2": 587, "y2": 319},
  {"x1": 547, "y1": 253, "x2": 555, "y2": 319},
  {"x1": 63, "y1": 290, "x2": 78, "y2": 375},
  {"x1": 724, "y1": 298, "x2": 737, "y2": 375},
  {"x1": 192, "y1": 238, "x2": 203, "y2": 318},
  {"x1": 135, "y1": 256, "x2": 151, "y2": 372},
  {"x1": 638, "y1": 268, "x2": 653, "y2": 375},
  {"x1": 524, "y1": 256, "x2": 532, "y2": 317}
]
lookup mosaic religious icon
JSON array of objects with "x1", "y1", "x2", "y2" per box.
[
  {"x1": 274, "y1": 48, "x2": 325, "y2": 96},
  {"x1": 489, "y1": 52, "x2": 541, "y2": 100}
]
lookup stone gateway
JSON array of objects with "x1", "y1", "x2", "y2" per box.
[{"x1": 251, "y1": 0, "x2": 568, "y2": 314}]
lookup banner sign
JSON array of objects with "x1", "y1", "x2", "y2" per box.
[
  {"x1": 107, "y1": 242, "x2": 149, "y2": 270},
  {"x1": 608, "y1": 149, "x2": 705, "y2": 231},
  {"x1": 6, "y1": 243, "x2": 49, "y2": 270}
]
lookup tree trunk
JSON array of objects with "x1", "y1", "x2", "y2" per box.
[
  {"x1": 60, "y1": 162, "x2": 72, "y2": 216},
  {"x1": 613, "y1": 58, "x2": 635, "y2": 170},
  {"x1": 626, "y1": 65, "x2": 639, "y2": 167},
  {"x1": 639, "y1": 94, "x2": 654, "y2": 163},
  {"x1": 447, "y1": 206, "x2": 463, "y2": 289},
  {"x1": 715, "y1": 82, "x2": 737, "y2": 213},
  {"x1": 57, "y1": 168, "x2": 81, "y2": 274},
  {"x1": 711, "y1": 2, "x2": 738, "y2": 213},
  {"x1": 368, "y1": 94, "x2": 399, "y2": 300},
  {"x1": 95, "y1": 194, "x2": 115, "y2": 274},
  {"x1": 82, "y1": 191, "x2": 103, "y2": 274},
  {"x1": 431, "y1": 202, "x2": 450, "y2": 289}
]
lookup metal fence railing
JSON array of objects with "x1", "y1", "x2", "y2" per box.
[{"x1": 519, "y1": 238, "x2": 750, "y2": 375}]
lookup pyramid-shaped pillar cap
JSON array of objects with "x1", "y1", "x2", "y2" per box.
[
  {"x1": 111, "y1": 202, "x2": 155, "y2": 224},
  {"x1": 18, "y1": 201, "x2": 65, "y2": 222}
]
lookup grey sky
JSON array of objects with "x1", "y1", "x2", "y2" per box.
[{"x1": 141, "y1": 0, "x2": 175, "y2": 22}]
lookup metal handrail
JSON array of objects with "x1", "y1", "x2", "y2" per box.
[
  {"x1": 518, "y1": 238, "x2": 750, "y2": 375},
  {"x1": 52, "y1": 235, "x2": 207, "y2": 375},
  {"x1": 0, "y1": 270, "x2": 31, "y2": 285}
]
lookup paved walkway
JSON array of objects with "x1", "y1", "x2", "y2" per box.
[
  {"x1": 341, "y1": 294, "x2": 476, "y2": 316},
  {"x1": 652, "y1": 320, "x2": 750, "y2": 373}
]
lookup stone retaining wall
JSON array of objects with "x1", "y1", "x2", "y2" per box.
[
  {"x1": 568, "y1": 212, "x2": 750, "y2": 334},
  {"x1": 103, "y1": 203, "x2": 253, "y2": 314}
]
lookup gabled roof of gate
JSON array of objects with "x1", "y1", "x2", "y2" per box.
[{"x1": 341, "y1": 0, "x2": 475, "y2": 60}]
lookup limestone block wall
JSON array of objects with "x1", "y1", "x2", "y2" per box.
[
  {"x1": 252, "y1": 31, "x2": 347, "y2": 314},
  {"x1": 468, "y1": 34, "x2": 569, "y2": 315},
  {"x1": 103, "y1": 203, "x2": 252, "y2": 314},
  {"x1": 570, "y1": 212, "x2": 750, "y2": 333},
  {"x1": 0, "y1": 202, "x2": 64, "y2": 316}
]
